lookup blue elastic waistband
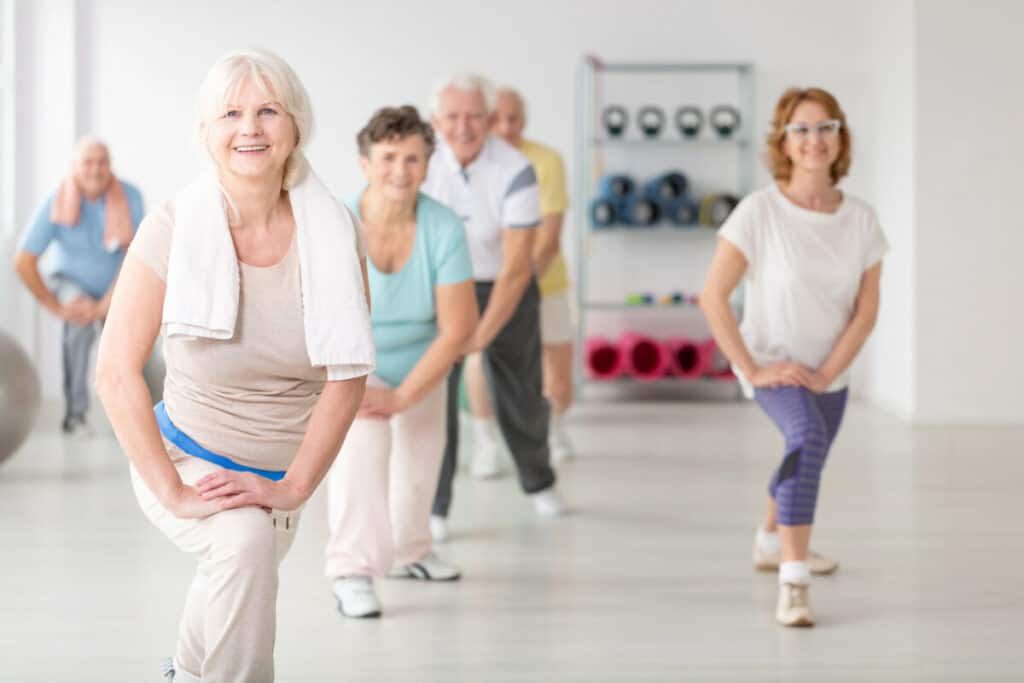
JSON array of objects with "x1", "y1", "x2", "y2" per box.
[{"x1": 154, "y1": 401, "x2": 286, "y2": 481}]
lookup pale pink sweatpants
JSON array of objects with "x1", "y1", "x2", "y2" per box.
[{"x1": 324, "y1": 377, "x2": 447, "y2": 578}]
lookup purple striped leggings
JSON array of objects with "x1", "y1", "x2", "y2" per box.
[{"x1": 754, "y1": 386, "x2": 849, "y2": 526}]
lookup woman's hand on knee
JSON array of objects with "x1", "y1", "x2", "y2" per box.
[{"x1": 194, "y1": 470, "x2": 304, "y2": 512}]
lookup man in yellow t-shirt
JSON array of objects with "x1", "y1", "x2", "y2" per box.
[{"x1": 463, "y1": 86, "x2": 575, "y2": 467}]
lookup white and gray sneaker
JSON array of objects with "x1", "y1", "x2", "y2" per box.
[
  {"x1": 389, "y1": 550, "x2": 461, "y2": 581},
  {"x1": 776, "y1": 583, "x2": 815, "y2": 627},
  {"x1": 332, "y1": 576, "x2": 382, "y2": 618},
  {"x1": 531, "y1": 487, "x2": 568, "y2": 517},
  {"x1": 161, "y1": 658, "x2": 200, "y2": 682},
  {"x1": 549, "y1": 416, "x2": 575, "y2": 463},
  {"x1": 471, "y1": 438, "x2": 503, "y2": 479}
]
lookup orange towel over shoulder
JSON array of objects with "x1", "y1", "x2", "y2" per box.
[{"x1": 50, "y1": 176, "x2": 134, "y2": 250}]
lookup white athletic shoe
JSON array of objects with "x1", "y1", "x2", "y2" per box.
[
  {"x1": 389, "y1": 550, "x2": 462, "y2": 581},
  {"x1": 332, "y1": 576, "x2": 382, "y2": 618},
  {"x1": 531, "y1": 487, "x2": 568, "y2": 517},
  {"x1": 549, "y1": 417, "x2": 575, "y2": 463},
  {"x1": 430, "y1": 515, "x2": 449, "y2": 543},
  {"x1": 162, "y1": 658, "x2": 200, "y2": 682},
  {"x1": 776, "y1": 583, "x2": 815, "y2": 627},
  {"x1": 753, "y1": 542, "x2": 839, "y2": 575},
  {"x1": 62, "y1": 415, "x2": 95, "y2": 439},
  {"x1": 471, "y1": 437, "x2": 503, "y2": 479}
]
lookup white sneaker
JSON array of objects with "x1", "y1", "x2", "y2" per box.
[
  {"x1": 753, "y1": 542, "x2": 839, "y2": 575},
  {"x1": 471, "y1": 438, "x2": 503, "y2": 479},
  {"x1": 550, "y1": 417, "x2": 575, "y2": 463},
  {"x1": 62, "y1": 415, "x2": 95, "y2": 439},
  {"x1": 531, "y1": 487, "x2": 568, "y2": 517},
  {"x1": 430, "y1": 515, "x2": 449, "y2": 543},
  {"x1": 162, "y1": 658, "x2": 200, "y2": 682},
  {"x1": 389, "y1": 550, "x2": 461, "y2": 581},
  {"x1": 332, "y1": 576, "x2": 382, "y2": 618},
  {"x1": 550, "y1": 433, "x2": 575, "y2": 464},
  {"x1": 776, "y1": 583, "x2": 814, "y2": 627}
]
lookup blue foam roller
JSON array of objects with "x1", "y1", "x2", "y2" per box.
[
  {"x1": 664, "y1": 196, "x2": 700, "y2": 227},
  {"x1": 643, "y1": 171, "x2": 688, "y2": 202},
  {"x1": 590, "y1": 198, "x2": 618, "y2": 228},
  {"x1": 597, "y1": 174, "x2": 636, "y2": 199},
  {"x1": 620, "y1": 196, "x2": 661, "y2": 227}
]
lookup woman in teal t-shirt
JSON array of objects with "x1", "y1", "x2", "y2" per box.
[{"x1": 324, "y1": 106, "x2": 477, "y2": 618}]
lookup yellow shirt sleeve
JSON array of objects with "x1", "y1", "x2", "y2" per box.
[
  {"x1": 519, "y1": 140, "x2": 571, "y2": 296},
  {"x1": 522, "y1": 140, "x2": 569, "y2": 215}
]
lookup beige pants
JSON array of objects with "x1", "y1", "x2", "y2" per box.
[
  {"x1": 131, "y1": 443, "x2": 299, "y2": 683},
  {"x1": 324, "y1": 377, "x2": 446, "y2": 578}
]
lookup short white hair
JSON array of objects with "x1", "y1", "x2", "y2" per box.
[
  {"x1": 196, "y1": 48, "x2": 313, "y2": 189},
  {"x1": 431, "y1": 72, "x2": 495, "y2": 116}
]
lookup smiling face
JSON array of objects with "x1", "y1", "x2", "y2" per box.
[
  {"x1": 204, "y1": 76, "x2": 297, "y2": 185},
  {"x1": 74, "y1": 143, "x2": 113, "y2": 199},
  {"x1": 782, "y1": 100, "x2": 842, "y2": 177},
  {"x1": 492, "y1": 91, "x2": 525, "y2": 147},
  {"x1": 432, "y1": 86, "x2": 492, "y2": 166},
  {"x1": 360, "y1": 134, "x2": 429, "y2": 204}
]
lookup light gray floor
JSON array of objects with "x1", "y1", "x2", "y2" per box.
[{"x1": 2, "y1": 399, "x2": 1023, "y2": 682}]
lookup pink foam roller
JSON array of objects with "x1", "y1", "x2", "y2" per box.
[
  {"x1": 585, "y1": 337, "x2": 624, "y2": 380},
  {"x1": 665, "y1": 338, "x2": 710, "y2": 378},
  {"x1": 701, "y1": 339, "x2": 735, "y2": 379},
  {"x1": 619, "y1": 332, "x2": 670, "y2": 381}
]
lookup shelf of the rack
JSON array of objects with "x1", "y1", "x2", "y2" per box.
[
  {"x1": 593, "y1": 137, "x2": 751, "y2": 148},
  {"x1": 584, "y1": 302, "x2": 699, "y2": 311},
  {"x1": 594, "y1": 61, "x2": 752, "y2": 74}
]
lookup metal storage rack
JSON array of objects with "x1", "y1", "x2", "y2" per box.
[{"x1": 573, "y1": 58, "x2": 755, "y2": 394}]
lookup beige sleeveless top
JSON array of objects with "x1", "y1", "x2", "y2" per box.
[{"x1": 129, "y1": 203, "x2": 329, "y2": 471}]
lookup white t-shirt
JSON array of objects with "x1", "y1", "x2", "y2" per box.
[
  {"x1": 718, "y1": 184, "x2": 889, "y2": 396},
  {"x1": 421, "y1": 136, "x2": 541, "y2": 280}
]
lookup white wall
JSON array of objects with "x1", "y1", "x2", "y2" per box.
[
  {"x1": 76, "y1": 0, "x2": 895, "y2": 394},
  {"x1": 854, "y1": 0, "x2": 916, "y2": 419},
  {"x1": 2, "y1": 0, "x2": 80, "y2": 383},
  {"x1": 7, "y1": 0, "x2": 949, "y2": 421},
  {"x1": 84, "y1": 0, "x2": 888, "y2": 211},
  {"x1": 912, "y1": 0, "x2": 1024, "y2": 423}
]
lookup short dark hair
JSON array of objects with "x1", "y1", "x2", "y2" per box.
[{"x1": 356, "y1": 105, "x2": 436, "y2": 157}]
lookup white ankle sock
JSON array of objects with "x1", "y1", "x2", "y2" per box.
[
  {"x1": 779, "y1": 560, "x2": 811, "y2": 586},
  {"x1": 472, "y1": 416, "x2": 498, "y2": 446},
  {"x1": 756, "y1": 526, "x2": 781, "y2": 554}
]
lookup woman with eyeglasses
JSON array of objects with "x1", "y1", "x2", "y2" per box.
[{"x1": 700, "y1": 87, "x2": 888, "y2": 627}]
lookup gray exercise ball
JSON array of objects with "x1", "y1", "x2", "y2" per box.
[{"x1": 0, "y1": 331, "x2": 41, "y2": 464}]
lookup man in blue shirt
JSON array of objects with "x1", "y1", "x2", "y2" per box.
[{"x1": 14, "y1": 138, "x2": 144, "y2": 435}]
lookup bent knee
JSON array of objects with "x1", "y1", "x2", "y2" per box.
[{"x1": 206, "y1": 507, "x2": 276, "y2": 567}]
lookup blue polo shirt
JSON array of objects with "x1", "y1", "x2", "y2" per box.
[
  {"x1": 20, "y1": 182, "x2": 145, "y2": 298},
  {"x1": 348, "y1": 191, "x2": 473, "y2": 387}
]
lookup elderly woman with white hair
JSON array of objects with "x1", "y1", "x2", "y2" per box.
[
  {"x1": 96, "y1": 49, "x2": 373, "y2": 682},
  {"x1": 14, "y1": 137, "x2": 144, "y2": 435}
]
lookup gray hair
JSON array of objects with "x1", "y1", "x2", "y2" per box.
[
  {"x1": 431, "y1": 72, "x2": 495, "y2": 116},
  {"x1": 495, "y1": 86, "x2": 528, "y2": 120},
  {"x1": 196, "y1": 48, "x2": 313, "y2": 189}
]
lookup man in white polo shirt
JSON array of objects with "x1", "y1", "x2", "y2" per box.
[{"x1": 424, "y1": 73, "x2": 565, "y2": 540}]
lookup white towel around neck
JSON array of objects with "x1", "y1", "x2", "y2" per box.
[{"x1": 163, "y1": 162, "x2": 375, "y2": 381}]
